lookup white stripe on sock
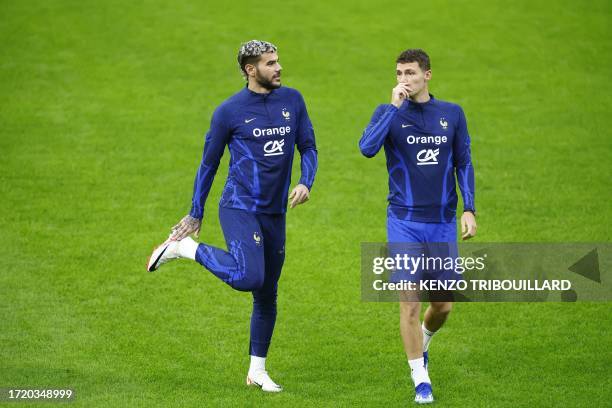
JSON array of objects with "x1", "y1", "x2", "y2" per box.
[{"x1": 422, "y1": 323, "x2": 436, "y2": 352}]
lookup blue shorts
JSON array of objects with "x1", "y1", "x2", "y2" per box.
[{"x1": 387, "y1": 212, "x2": 462, "y2": 285}]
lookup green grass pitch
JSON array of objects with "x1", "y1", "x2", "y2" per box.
[{"x1": 1, "y1": 0, "x2": 611, "y2": 406}]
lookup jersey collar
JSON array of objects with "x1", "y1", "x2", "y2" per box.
[
  {"x1": 243, "y1": 85, "x2": 279, "y2": 98},
  {"x1": 403, "y1": 93, "x2": 435, "y2": 110}
]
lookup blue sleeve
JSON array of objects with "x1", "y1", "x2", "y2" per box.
[
  {"x1": 453, "y1": 107, "x2": 476, "y2": 213},
  {"x1": 189, "y1": 107, "x2": 231, "y2": 219},
  {"x1": 295, "y1": 93, "x2": 318, "y2": 190},
  {"x1": 359, "y1": 104, "x2": 398, "y2": 158}
]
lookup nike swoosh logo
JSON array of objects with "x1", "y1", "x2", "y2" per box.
[
  {"x1": 245, "y1": 118, "x2": 256, "y2": 123},
  {"x1": 248, "y1": 377, "x2": 263, "y2": 387},
  {"x1": 402, "y1": 124, "x2": 413, "y2": 128},
  {"x1": 150, "y1": 244, "x2": 169, "y2": 271}
]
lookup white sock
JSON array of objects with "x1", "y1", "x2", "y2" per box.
[
  {"x1": 249, "y1": 355, "x2": 266, "y2": 374},
  {"x1": 408, "y1": 357, "x2": 431, "y2": 385},
  {"x1": 177, "y1": 237, "x2": 198, "y2": 260},
  {"x1": 422, "y1": 323, "x2": 436, "y2": 352}
]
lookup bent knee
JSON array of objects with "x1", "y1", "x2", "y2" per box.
[{"x1": 232, "y1": 275, "x2": 264, "y2": 292}]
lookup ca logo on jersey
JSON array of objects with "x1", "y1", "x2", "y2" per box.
[
  {"x1": 282, "y1": 108, "x2": 291, "y2": 121},
  {"x1": 416, "y1": 148, "x2": 440, "y2": 166},
  {"x1": 264, "y1": 139, "x2": 285, "y2": 156},
  {"x1": 439, "y1": 117, "x2": 448, "y2": 130},
  {"x1": 253, "y1": 232, "x2": 262, "y2": 246}
]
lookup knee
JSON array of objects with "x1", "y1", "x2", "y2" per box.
[
  {"x1": 253, "y1": 293, "x2": 277, "y2": 314},
  {"x1": 232, "y1": 275, "x2": 264, "y2": 292},
  {"x1": 399, "y1": 302, "x2": 421, "y2": 322},
  {"x1": 229, "y1": 256, "x2": 265, "y2": 291}
]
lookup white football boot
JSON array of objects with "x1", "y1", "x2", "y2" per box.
[
  {"x1": 246, "y1": 370, "x2": 282, "y2": 392},
  {"x1": 147, "y1": 239, "x2": 181, "y2": 272}
]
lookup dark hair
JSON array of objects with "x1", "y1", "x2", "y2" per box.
[
  {"x1": 396, "y1": 49, "x2": 431, "y2": 71},
  {"x1": 237, "y1": 40, "x2": 277, "y2": 78}
]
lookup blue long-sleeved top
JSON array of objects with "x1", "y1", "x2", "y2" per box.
[
  {"x1": 359, "y1": 95, "x2": 475, "y2": 223},
  {"x1": 189, "y1": 86, "x2": 318, "y2": 219}
]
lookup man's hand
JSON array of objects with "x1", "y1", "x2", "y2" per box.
[
  {"x1": 289, "y1": 184, "x2": 310, "y2": 208},
  {"x1": 170, "y1": 214, "x2": 202, "y2": 241},
  {"x1": 391, "y1": 83, "x2": 411, "y2": 108},
  {"x1": 461, "y1": 211, "x2": 477, "y2": 240}
]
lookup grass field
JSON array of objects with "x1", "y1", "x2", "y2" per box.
[{"x1": 1, "y1": 0, "x2": 611, "y2": 406}]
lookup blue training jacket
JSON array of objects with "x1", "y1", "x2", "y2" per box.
[
  {"x1": 190, "y1": 86, "x2": 318, "y2": 219},
  {"x1": 359, "y1": 95, "x2": 475, "y2": 223}
]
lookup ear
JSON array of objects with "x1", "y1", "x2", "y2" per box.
[
  {"x1": 245, "y1": 63, "x2": 256, "y2": 77},
  {"x1": 424, "y1": 70, "x2": 432, "y2": 81}
]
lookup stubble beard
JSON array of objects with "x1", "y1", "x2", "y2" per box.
[{"x1": 255, "y1": 71, "x2": 281, "y2": 90}]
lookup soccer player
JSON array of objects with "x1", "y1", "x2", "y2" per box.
[
  {"x1": 359, "y1": 49, "x2": 476, "y2": 404},
  {"x1": 147, "y1": 40, "x2": 318, "y2": 392}
]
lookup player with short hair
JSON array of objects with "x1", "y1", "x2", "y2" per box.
[
  {"x1": 359, "y1": 48, "x2": 477, "y2": 404},
  {"x1": 147, "y1": 40, "x2": 318, "y2": 392}
]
